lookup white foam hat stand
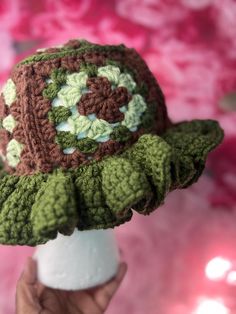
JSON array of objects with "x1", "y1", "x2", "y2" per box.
[{"x1": 34, "y1": 228, "x2": 120, "y2": 291}]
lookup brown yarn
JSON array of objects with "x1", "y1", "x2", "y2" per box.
[
  {"x1": 16, "y1": 146, "x2": 37, "y2": 174},
  {"x1": 0, "y1": 95, "x2": 9, "y2": 117},
  {"x1": 96, "y1": 139, "x2": 131, "y2": 158},
  {"x1": 64, "y1": 39, "x2": 83, "y2": 50},
  {"x1": 0, "y1": 129, "x2": 11, "y2": 156},
  {"x1": 0, "y1": 94, "x2": 12, "y2": 161}
]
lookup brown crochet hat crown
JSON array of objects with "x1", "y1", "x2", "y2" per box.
[
  {"x1": 0, "y1": 39, "x2": 223, "y2": 246},
  {"x1": 0, "y1": 39, "x2": 168, "y2": 174}
]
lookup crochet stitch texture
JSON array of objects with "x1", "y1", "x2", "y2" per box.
[{"x1": 0, "y1": 39, "x2": 224, "y2": 246}]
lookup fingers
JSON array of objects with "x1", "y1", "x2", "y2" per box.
[
  {"x1": 92, "y1": 262, "x2": 127, "y2": 312},
  {"x1": 20, "y1": 257, "x2": 37, "y2": 285},
  {"x1": 36, "y1": 281, "x2": 46, "y2": 297},
  {"x1": 66, "y1": 290, "x2": 102, "y2": 314},
  {"x1": 16, "y1": 257, "x2": 41, "y2": 314}
]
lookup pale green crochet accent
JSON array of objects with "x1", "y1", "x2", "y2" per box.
[
  {"x1": 57, "y1": 72, "x2": 88, "y2": 108},
  {"x1": 46, "y1": 66, "x2": 148, "y2": 153},
  {"x1": 58, "y1": 86, "x2": 81, "y2": 108},
  {"x1": 118, "y1": 73, "x2": 136, "y2": 93},
  {"x1": 6, "y1": 139, "x2": 23, "y2": 168},
  {"x1": 2, "y1": 115, "x2": 17, "y2": 133},
  {"x1": 66, "y1": 72, "x2": 88, "y2": 87},
  {"x1": 67, "y1": 113, "x2": 113, "y2": 142},
  {"x1": 128, "y1": 95, "x2": 147, "y2": 114},
  {"x1": 122, "y1": 95, "x2": 147, "y2": 130},
  {"x1": 97, "y1": 65, "x2": 136, "y2": 92},
  {"x1": 122, "y1": 111, "x2": 140, "y2": 130},
  {"x1": 98, "y1": 65, "x2": 120, "y2": 85},
  {"x1": 68, "y1": 114, "x2": 92, "y2": 134},
  {"x1": 87, "y1": 119, "x2": 113, "y2": 141},
  {"x1": 1, "y1": 79, "x2": 16, "y2": 107},
  {"x1": 54, "y1": 93, "x2": 147, "y2": 148}
]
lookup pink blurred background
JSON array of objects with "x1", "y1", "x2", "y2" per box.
[{"x1": 0, "y1": 1, "x2": 236, "y2": 313}]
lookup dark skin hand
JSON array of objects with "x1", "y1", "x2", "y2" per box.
[{"x1": 16, "y1": 257, "x2": 127, "y2": 314}]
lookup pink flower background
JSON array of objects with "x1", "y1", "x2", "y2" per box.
[{"x1": 0, "y1": 0, "x2": 236, "y2": 313}]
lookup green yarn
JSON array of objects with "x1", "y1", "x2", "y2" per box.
[
  {"x1": 129, "y1": 95, "x2": 147, "y2": 114},
  {"x1": 43, "y1": 69, "x2": 68, "y2": 100},
  {"x1": 123, "y1": 134, "x2": 172, "y2": 207},
  {"x1": 106, "y1": 60, "x2": 120, "y2": 67},
  {"x1": 42, "y1": 63, "x2": 149, "y2": 153},
  {"x1": 76, "y1": 138, "x2": 98, "y2": 153},
  {"x1": 163, "y1": 120, "x2": 223, "y2": 159},
  {"x1": 80, "y1": 63, "x2": 98, "y2": 77},
  {"x1": 122, "y1": 95, "x2": 147, "y2": 130},
  {"x1": 0, "y1": 37, "x2": 224, "y2": 246},
  {"x1": 48, "y1": 106, "x2": 71, "y2": 125},
  {"x1": 0, "y1": 158, "x2": 5, "y2": 178},
  {"x1": 105, "y1": 60, "x2": 139, "y2": 90},
  {"x1": 6, "y1": 139, "x2": 23, "y2": 168},
  {"x1": 66, "y1": 71, "x2": 88, "y2": 88},
  {"x1": 87, "y1": 118, "x2": 113, "y2": 141},
  {"x1": 68, "y1": 114, "x2": 92, "y2": 134},
  {"x1": 110, "y1": 125, "x2": 131, "y2": 142},
  {"x1": 31, "y1": 171, "x2": 79, "y2": 238},
  {"x1": 97, "y1": 65, "x2": 136, "y2": 92},
  {"x1": 121, "y1": 109, "x2": 141, "y2": 130},
  {"x1": 68, "y1": 114, "x2": 113, "y2": 142},
  {"x1": 75, "y1": 165, "x2": 105, "y2": 210},
  {"x1": 118, "y1": 73, "x2": 136, "y2": 92},
  {"x1": 77, "y1": 39, "x2": 93, "y2": 48},
  {"x1": 0, "y1": 175, "x2": 19, "y2": 208},
  {"x1": 1, "y1": 79, "x2": 17, "y2": 107},
  {"x1": 2, "y1": 114, "x2": 17, "y2": 133},
  {"x1": 0, "y1": 174, "x2": 48, "y2": 245},
  {"x1": 74, "y1": 164, "x2": 131, "y2": 230},
  {"x1": 0, "y1": 119, "x2": 223, "y2": 245},
  {"x1": 43, "y1": 83, "x2": 61, "y2": 100},
  {"x1": 141, "y1": 107, "x2": 156, "y2": 130},
  {"x1": 102, "y1": 156, "x2": 152, "y2": 215},
  {"x1": 75, "y1": 165, "x2": 113, "y2": 228},
  {"x1": 162, "y1": 119, "x2": 224, "y2": 187},
  {"x1": 55, "y1": 131, "x2": 77, "y2": 149},
  {"x1": 57, "y1": 72, "x2": 88, "y2": 108},
  {"x1": 19, "y1": 44, "x2": 126, "y2": 65},
  {"x1": 81, "y1": 207, "x2": 112, "y2": 226},
  {"x1": 134, "y1": 82, "x2": 149, "y2": 99},
  {"x1": 98, "y1": 65, "x2": 121, "y2": 85},
  {"x1": 51, "y1": 68, "x2": 67, "y2": 85},
  {"x1": 56, "y1": 131, "x2": 98, "y2": 152}
]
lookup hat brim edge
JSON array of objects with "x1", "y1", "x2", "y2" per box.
[{"x1": 0, "y1": 119, "x2": 224, "y2": 246}]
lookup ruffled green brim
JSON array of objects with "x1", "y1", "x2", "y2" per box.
[{"x1": 0, "y1": 119, "x2": 223, "y2": 246}]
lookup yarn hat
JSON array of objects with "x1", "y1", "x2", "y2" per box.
[{"x1": 0, "y1": 39, "x2": 223, "y2": 246}]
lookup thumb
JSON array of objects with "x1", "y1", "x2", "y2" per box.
[
  {"x1": 21, "y1": 257, "x2": 37, "y2": 285},
  {"x1": 16, "y1": 257, "x2": 41, "y2": 314}
]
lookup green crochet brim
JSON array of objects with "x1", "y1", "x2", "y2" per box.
[{"x1": 0, "y1": 119, "x2": 223, "y2": 246}]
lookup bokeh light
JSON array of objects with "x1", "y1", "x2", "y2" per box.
[
  {"x1": 205, "y1": 257, "x2": 232, "y2": 281},
  {"x1": 227, "y1": 271, "x2": 236, "y2": 285},
  {"x1": 194, "y1": 299, "x2": 230, "y2": 314}
]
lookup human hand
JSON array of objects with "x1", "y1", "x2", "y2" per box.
[{"x1": 16, "y1": 257, "x2": 127, "y2": 314}]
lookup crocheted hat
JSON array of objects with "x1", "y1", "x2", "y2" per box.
[{"x1": 0, "y1": 39, "x2": 223, "y2": 246}]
